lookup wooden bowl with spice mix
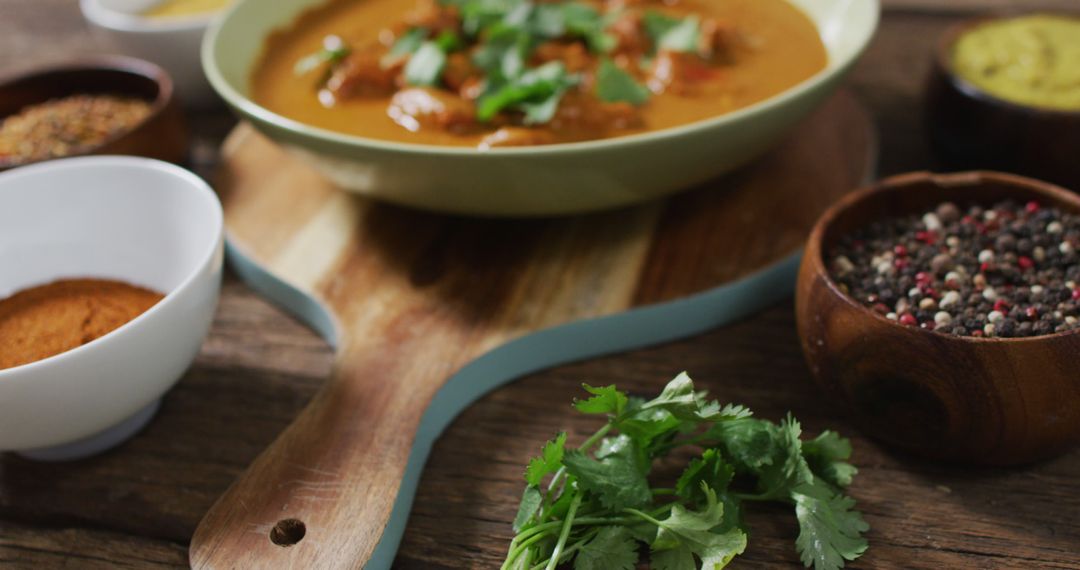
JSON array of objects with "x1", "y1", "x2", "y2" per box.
[
  {"x1": 925, "y1": 13, "x2": 1080, "y2": 192},
  {"x1": 0, "y1": 55, "x2": 187, "y2": 170},
  {"x1": 796, "y1": 171, "x2": 1080, "y2": 466}
]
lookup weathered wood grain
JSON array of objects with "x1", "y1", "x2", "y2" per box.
[
  {"x1": 1, "y1": 1, "x2": 1079, "y2": 569},
  {"x1": 0, "y1": 524, "x2": 187, "y2": 568}
]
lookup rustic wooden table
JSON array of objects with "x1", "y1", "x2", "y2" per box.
[{"x1": 2, "y1": 1, "x2": 1079, "y2": 568}]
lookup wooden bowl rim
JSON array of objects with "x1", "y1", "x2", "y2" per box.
[
  {"x1": 934, "y1": 11, "x2": 1080, "y2": 119},
  {"x1": 0, "y1": 55, "x2": 176, "y2": 170},
  {"x1": 807, "y1": 170, "x2": 1080, "y2": 344}
]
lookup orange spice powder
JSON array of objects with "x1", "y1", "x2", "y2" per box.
[{"x1": 0, "y1": 278, "x2": 164, "y2": 371}]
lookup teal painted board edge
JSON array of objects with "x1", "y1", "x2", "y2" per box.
[
  {"x1": 225, "y1": 236, "x2": 339, "y2": 348},
  {"x1": 224, "y1": 238, "x2": 800, "y2": 569}
]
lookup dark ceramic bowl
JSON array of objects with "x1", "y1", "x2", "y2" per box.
[
  {"x1": 0, "y1": 55, "x2": 187, "y2": 171},
  {"x1": 925, "y1": 13, "x2": 1080, "y2": 192},
  {"x1": 796, "y1": 171, "x2": 1080, "y2": 466}
]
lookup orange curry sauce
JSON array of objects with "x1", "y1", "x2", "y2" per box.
[{"x1": 252, "y1": 0, "x2": 826, "y2": 147}]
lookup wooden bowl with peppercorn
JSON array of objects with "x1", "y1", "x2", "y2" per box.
[
  {"x1": 796, "y1": 171, "x2": 1080, "y2": 466},
  {"x1": 0, "y1": 55, "x2": 187, "y2": 171}
]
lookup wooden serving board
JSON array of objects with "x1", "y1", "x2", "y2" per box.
[{"x1": 189, "y1": 91, "x2": 875, "y2": 569}]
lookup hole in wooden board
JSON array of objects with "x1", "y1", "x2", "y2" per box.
[{"x1": 270, "y1": 518, "x2": 306, "y2": 546}]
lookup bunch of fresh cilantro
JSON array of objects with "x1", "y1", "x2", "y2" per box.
[{"x1": 503, "y1": 373, "x2": 868, "y2": 570}]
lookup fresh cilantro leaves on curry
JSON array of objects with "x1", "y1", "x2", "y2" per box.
[{"x1": 253, "y1": 0, "x2": 826, "y2": 148}]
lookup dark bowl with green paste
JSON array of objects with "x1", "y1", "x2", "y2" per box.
[{"x1": 926, "y1": 12, "x2": 1080, "y2": 193}]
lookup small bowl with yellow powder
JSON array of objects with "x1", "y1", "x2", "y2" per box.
[
  {"x1": 0, "y1": 155, "x2": 223, "y2": 461},
  {"x1": 927, "y1": 12, "x2": 1080, "y2": 192},
  {"x1": 80, "y1": 0, "x2": 234, "y2": 105}
]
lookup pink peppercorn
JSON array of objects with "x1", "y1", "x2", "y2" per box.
[
  {"x1": 993, "y1": 299, "x2": 1010, "y2": 312},
  {"x1": 899, "y1": 313, "x2": 918, "y2": 326},
  {"x1": 1026, "y1": 201, "x2": 1040, "y2": 214},
  {"x1": 1072, "y1": 289, "x2": 1080, "y2": 301},
  {"x1": 1026, "y1": 307, "x2": 1039, "y2": 320},
  {"x1": 1018, "y1": 256, "x2": 1034, "y2": 270},
  {"x1": 893, "y1": 245, "x2": 908, "y2": 257}
]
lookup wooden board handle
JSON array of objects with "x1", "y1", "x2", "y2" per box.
[{"x1": 190, "y1": 346, "x2": 435, "y2": 569}]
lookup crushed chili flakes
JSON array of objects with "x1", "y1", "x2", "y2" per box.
[{"x1": 0, "y1": 94, "x2": 152, "y2": 165}]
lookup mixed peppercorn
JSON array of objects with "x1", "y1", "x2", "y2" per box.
[
  {"x1": 0, "y1": 94, "x2": 152, "y2": 166},
  {"x1": 828, "y1": 200, "x2": 1080, "y2": 338}
]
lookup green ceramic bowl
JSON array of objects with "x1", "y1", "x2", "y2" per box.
[{"x1": 203, "y1": 0, "x2": 879, "y2": 216}]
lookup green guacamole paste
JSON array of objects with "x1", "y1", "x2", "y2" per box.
[{"x1": 953, "y1": 15, "x2": 1080, "y2": 111}]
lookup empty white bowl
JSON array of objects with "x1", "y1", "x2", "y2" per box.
[
  {"x1": 0, "y1": 156, "x2": 223, "y2": 460},
  {"x1": 80, "y1": 0, "x2": 223, "y2": 105}
]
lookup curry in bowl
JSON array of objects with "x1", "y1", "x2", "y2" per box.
[{"x1": 253, "y1": 0, "x2": 827, "y2": 148}]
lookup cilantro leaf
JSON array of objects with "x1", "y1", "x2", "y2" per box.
[
  {"x1": 294, "y1": 35, "x2": 351, "y2": 76},
  {"x1": 381, "y1": 28, "x2": 426, "y2": 68},
  {"x1": 476, "y1": 61, "x2": 578, "y2": 123},
  {"x1": 651, "y1": 484, "x2": 748, "y2": 569},
  {"x1": 640, "y1": 372, "x2": 739, "y2": 423},
  {"x1": 615, "y1": 402, "x2": 682, "y2": 453},
  {"x1": 525, "y1": 431, "x2": 566, "y2": 486},
  {"x1": 756, "y1": 415, "x2": 814, "y2": 499},
  {"x1": 640, "y1": 372, "x2": 700, "y2": 417},
  {"x1": 651, "y1": 545, "x2": 696, "y2": 570},
  {"x1": 596, "y1": 59, "x2": 650, "y2": 105},
  {"x1": 658, "y1": 15, "x2": 700, "y2": 52},
  {"x1": 434, "y1": 29, "x2": 464, "y2": 52},
  {"x1": 575, "y1": 383, "x2": 629, "y2": 416},
  {"x1": 532, "y1": 4, "x2": 566, "y2": 38},
  {"x1": 471, "y1": 23, "x2": 528, "y2": 81},
  {"x1": 793, "y1": 481, "x2": 869, "y2": 570},
  {"x1": 574, "y1": 526, "x2": 639, "y2": 570},
  {"x1": 708, "y1": 418, "x2": 780, "y2": 472},
  {"x1": 513, "y1": 486, "x2": 543, "y2": 532},
  {"x1": 643, "y1": 11, "x2": 700, "y2": 54},
  {"x1": 563, "y1": 436, "x2": 651, "y2": 511},
  {"x1": 404, "y1": 41, "x2": 448, "y2": 86},
  {"x1": 453, "y1": 0, "x2": 512, "y2": 37},
  {"x1": 562, "y1": 3, "x2": 616, "y2": 53},
  {"x1": 803, "y1": 431, "x2": 858, "y2": 488},
  {"x1": 676, "y1": 449, "x2": 734, "y2": 505}
]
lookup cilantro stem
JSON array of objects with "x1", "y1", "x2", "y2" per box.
[
  {"x1": 544, "y1": 494, "x2": 582, "y2": 570},
  {"x1": 529, "y1": 529, "x2": 597, "y2": 570},
  {"x1": 579, "y1": 422, "x2": 614, "y2": 451},
  {"x1": 539, "y1": 422, "x2": 613, "y2": 523},
  {"x1": 510, "y1": 515, "x2": 639, "y2": 551},
  {"x1": 623, "y1": 507, "x2": 665, "y2": 527},
  {"x1": 503, "y1": 531, "x2": 549, "y2": 570}
]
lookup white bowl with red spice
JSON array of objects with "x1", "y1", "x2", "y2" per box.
[{"x1": 0, "y1": 156, "x2": 223, "y2": 460}]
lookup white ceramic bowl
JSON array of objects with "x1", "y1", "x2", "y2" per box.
[
  {"x1": 80, "y1": 0, "x2": 222, "y2": 105},
  {"x1": 0, "y1": 156, "x2": 223, "y2": 460}
]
